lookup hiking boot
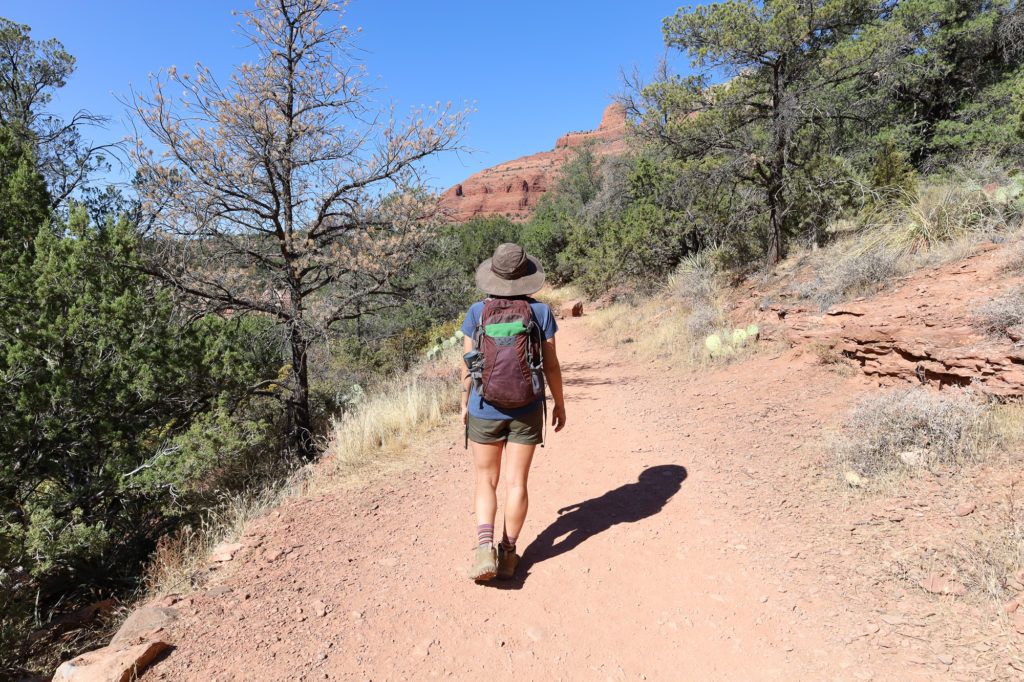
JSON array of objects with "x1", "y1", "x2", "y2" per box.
[
  {"x1": 468, "y1": 545, "x2": 497, "y2": 582},
  {"x1": 496, "y1": 544, "x2": 519, "y2": 580}
]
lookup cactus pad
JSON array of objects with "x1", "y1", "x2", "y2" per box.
[{"x1": 704, "y1": 334, "x2": 722, "y2": 356}]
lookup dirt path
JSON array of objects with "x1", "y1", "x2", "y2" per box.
[{"x1": 148, "y1": 318, "x2": 965, "y2": 681}]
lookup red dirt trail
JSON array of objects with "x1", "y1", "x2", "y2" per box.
[{"x1": 147, "y1": 317, "x2": 999, "y2": 681}]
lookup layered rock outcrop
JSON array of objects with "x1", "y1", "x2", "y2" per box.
[
  {"x1": 439, "y1": 103, "x2": 627, "y2": 222},
  {"x1": 765, "y1": 245, "x2": 1024, "y2": 396}
]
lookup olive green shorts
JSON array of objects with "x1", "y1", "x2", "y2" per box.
[{"x1": 467, "y1": 405, "x2": 543, "y2": 445}]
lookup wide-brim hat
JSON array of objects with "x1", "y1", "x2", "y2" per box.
[{"x1": 475, "y1": 242, "x2": 546, "y2": 297}]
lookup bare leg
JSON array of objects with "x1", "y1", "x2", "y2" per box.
[
  {"x1": 472, "y1": 441, "x2": 504, "y2": 535},
  {"x1": 502, "y1": 441, "x2": 537, "y2": 543}
]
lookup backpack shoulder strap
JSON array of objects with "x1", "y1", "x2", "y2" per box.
[{"x1": 472, "y1": 299, "x2": 489, "y2": 350}]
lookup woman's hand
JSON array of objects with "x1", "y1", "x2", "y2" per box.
[
  {"x1": 461, "y1": 404, "x2": 469, "y2": 425},
  {"x1": 551, "y1": 402, "x2": 566, "y2": 432}
]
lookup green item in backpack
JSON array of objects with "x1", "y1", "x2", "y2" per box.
[{"x1": 485, "y1": 321, "x2": 527, "y2": 337}]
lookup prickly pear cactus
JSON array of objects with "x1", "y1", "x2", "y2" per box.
[
  {"x1": 746, "y1": 323, "x2": 759, "y2": 339},
  {"x1": 1010, "y1": 177, "x2": 1024, "y2": 200},
  {"x1": 731, "y1": 328, "x2": 749, "y2": 346},
  {"x1": 705, "y1": 333, "x2": 722, "y2": 357}
]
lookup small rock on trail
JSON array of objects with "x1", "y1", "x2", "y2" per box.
[
  {"x1": 918, "y1": 573, "x2": 967, "y2": 597},
  {"x1": 954, "y1": 501, "x2": 976, "y2": 517}
]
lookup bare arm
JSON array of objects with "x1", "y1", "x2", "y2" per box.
[{"x1": 542, "y1": 336, "x2": 566, "y2": 432}]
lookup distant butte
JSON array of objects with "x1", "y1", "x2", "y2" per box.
[{"x1": 439, "y1": 103, "x2": 627, "y2": 222}]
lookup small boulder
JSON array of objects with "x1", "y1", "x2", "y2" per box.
[
  {"x1": 1007, "y1": 325, "x2": 1024, "y2": 344},
  {"x1": 954, "y1": 501, "x2": 976, "y2": 517},
  {"x1": 52, "y1": 639, "x2": 170, "y2": 682},
  {"x1": 897, "y1": 448, "x2": 930, "y2": 468},
  {"x1": 110, "y1": 607, "x2": 177, "y2": 647},
  {"x1": 210, "y1": 542, "x2": 243, "y2": 563},
  {"x1": 562, "y1": 300, "x2": 584, "y2": 318},
  {"x1": 918, "y1": 573, "x2": 966, "y2": 597},
  {"x1": 843, "y1": 470, "x2": 864, "y2": 487}
]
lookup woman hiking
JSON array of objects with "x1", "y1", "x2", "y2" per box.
[{"x1": 460, "y1": 243, "x2": 566, "y2": 582}]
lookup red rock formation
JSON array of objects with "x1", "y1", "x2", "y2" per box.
[
  {"x1": 439, "y1": 103, "x2": 627, "y2": 222},
  {"x1": 764, "y1": 244, "x2": 1024, "y2": 397}
]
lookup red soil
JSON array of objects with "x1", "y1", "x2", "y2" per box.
[{"x1": 141, "y1": 299, "x2": 1023, "y2": 680}]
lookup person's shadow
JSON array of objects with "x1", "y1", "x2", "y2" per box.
[{"x1": 493, "y1": 464, "x2": 687, "y2": 589}]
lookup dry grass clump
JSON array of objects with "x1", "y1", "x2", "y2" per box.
[
  {"x1": 668, "y1": 252, "x2": 720, "y2": 304},
  {"x1": 947, "y1": 402, "x2": 1024, "y2": 603},
  {"x1": 798, "y1": 176, "x2": 1023, "y2": 309},
  {"x1": 796, "y1": 240, "x2": 905, "y2": 310},
  {"x1": 1004, "y1": 240, "x2": 1024, "y2": 274},
  {"x1": 586, "y1": 253, "x2": 758, "y2": 366},
  {"x1": 834, "y1": 388, "x2": 1006, "y2": 484},
  {"x1": 974, "y1": 286, "x2": 1024, "y2": 337},
  {"x1": 323, "y1": 356, "x2": 460, "y2": 479},
  {"x1": 142, "y1": 480, "x2": 295, "y2": 596},
  {"x1": 953, "y1": 481, "x2": 1024, "y2": 602},
  {"x1": 534, "y1": 283, "x2": 583, "y2": 310},
  {"x1": 142, "y1": 351, "x2": 461, "y2": 599},
  {"x1": 861, "y1": 179, "x2": 1020, "y2": 253}
]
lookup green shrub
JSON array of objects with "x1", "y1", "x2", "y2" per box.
[
  {"x1": 0, "y1": 204, "x2": 282, "y2": 674},
  {"x1": 868, "y1": 141, "x2": 918, "y2": 203}
]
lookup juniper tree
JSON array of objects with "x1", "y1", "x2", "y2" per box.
[
  {"x1": 0, "y1": 18, "x2": 111, "y2": 207},
  {"x1": 130, "y1": 0, "x2": 466, "y2": 459},
  {"x1": 633, "y1": 0, "x2": 894, "y2": 265}
]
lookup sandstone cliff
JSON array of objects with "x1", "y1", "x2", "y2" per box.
[{"x1": 439, "y1": 103, "x2": 627, "y2": 222}]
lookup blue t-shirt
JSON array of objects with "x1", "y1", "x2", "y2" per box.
[{"x1": 461, "y1": 299, "x2": 558, "y2": 420}]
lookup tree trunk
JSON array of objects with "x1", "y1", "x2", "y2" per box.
[
  {"x1": 287, "y1": 320, "x2": 315, "y2": 461},
  {"x1": 766, "y1": 59, "x2": 788, "y2": 267},
  {"x1": 766, "y1": 185, "x2": 784, "y2": 266}
]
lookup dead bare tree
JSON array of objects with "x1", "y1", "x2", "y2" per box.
[{"x1": 129, "y1": 0, "x2": 466, "y2": 459}]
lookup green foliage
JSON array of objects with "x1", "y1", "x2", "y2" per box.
[
  {"x1": 868, "y1": 142, "x2": 918, "y2": 203},
  {"x1": 870, "y1": 0, "x2": 1022, "y2": 164},
  {"x1": 649, "y1": 0, "x2": 890, "y2": 264},
  {"x1": 445, "y1": 216, "x2": 522, "y2": 275},
  {"x1": 0, "y1": 128, "x2": 281, "y2": 673},
  {"x1": 521, "y1": 147, "x2": 602, "y2": 282},
  {"x1": 929, "y1": 67, "x2": 1024, "y2": 160},
  {"x1": 0, "y1": 18, "x2": 75, "y2": 133}
]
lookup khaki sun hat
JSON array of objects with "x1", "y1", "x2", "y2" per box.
[{"x1": 474, "y1": 243, "x2": 546, "y2": 297}]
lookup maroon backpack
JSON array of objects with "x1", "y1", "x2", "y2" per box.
[{"x1": 471, "y1": 298, "x2": 544, "y2": 409}]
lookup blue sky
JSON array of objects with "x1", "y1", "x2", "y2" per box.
[{"x1": 4, "y1": 1, "x2": 685, "y2": 191}]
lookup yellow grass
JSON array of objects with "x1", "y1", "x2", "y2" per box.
[
  {"x1": 533, "y1": 283, "x2": 582, "y2": 310},
  {"x1": 320, "y1": 355, "x2": 461, "y2": 485},
  {"x1": 583, "y1": 256, "x2": 762, "y2": 368}
]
